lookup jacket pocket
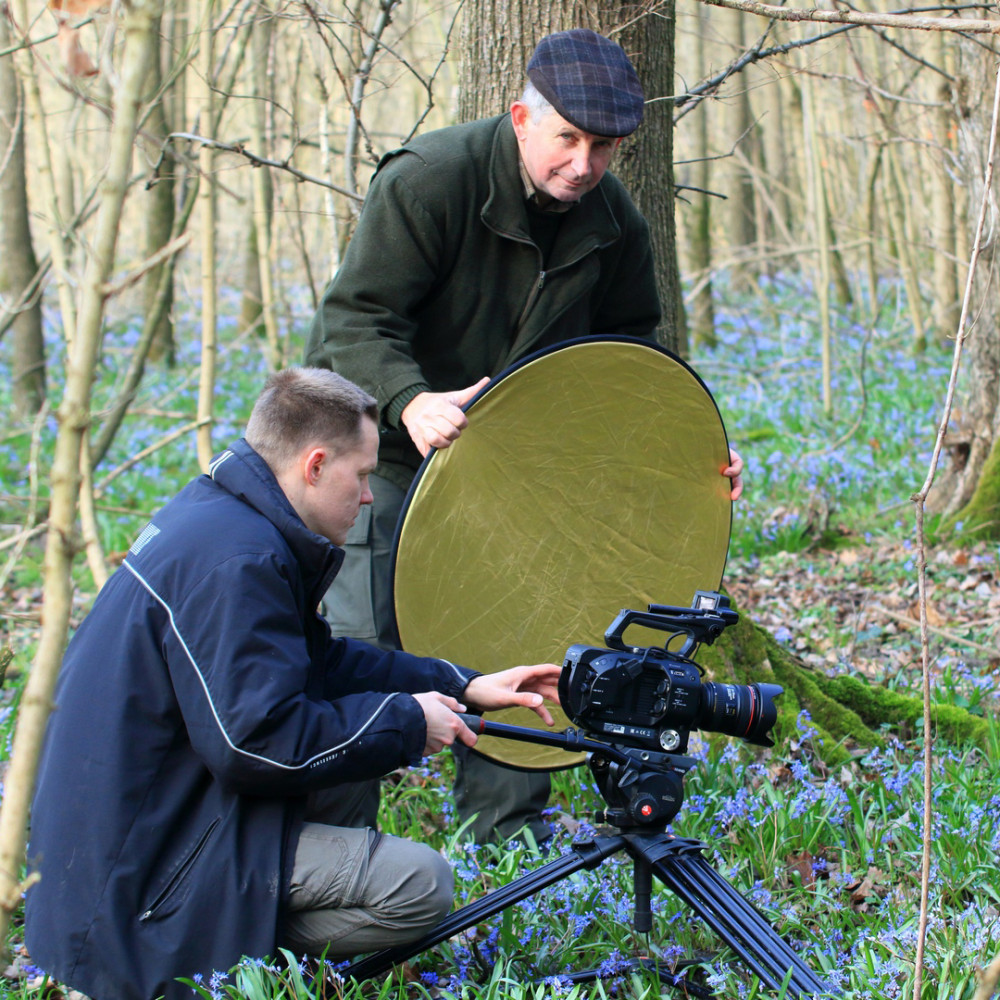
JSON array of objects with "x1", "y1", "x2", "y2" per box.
[
  {"x1": 321, "y1": 504, "x2": 377, "y2": 639},
  {"x1": 139, "y1": 817, "x2": 220, "y2": 923}
]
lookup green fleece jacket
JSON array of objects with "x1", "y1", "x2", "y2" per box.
[{"x1": 305, "y1": 113, "x2": 661, "y2": 488}]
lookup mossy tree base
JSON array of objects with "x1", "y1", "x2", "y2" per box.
[
  {"x1": 944, "y1": 434, "x2": 1000, "y2": 541},
  {"x1": 696, "y1": 596, "x2": 989, "y2": 764}
]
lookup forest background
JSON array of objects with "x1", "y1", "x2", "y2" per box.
[{"x1": 1, "y1": 0, "x2": 1000, "y2": 997}]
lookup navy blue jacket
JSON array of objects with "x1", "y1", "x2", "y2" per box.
[{"x1": 24, "y1": 439, "x2": 476, "y2": 1000}]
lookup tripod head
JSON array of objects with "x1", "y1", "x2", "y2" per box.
[{"x1": 461, "y1": 716, "x2": 697, "y2": 830}]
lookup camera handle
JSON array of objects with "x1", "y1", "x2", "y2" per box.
[{"x1": 604, "y1": 591, "x2": 739, "y2": 658}]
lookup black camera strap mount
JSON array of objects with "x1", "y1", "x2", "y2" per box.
[{"x1": 340, "y1": 718, "x2": 831, "y2": 999}]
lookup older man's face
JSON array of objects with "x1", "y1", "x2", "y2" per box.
[{"x1": 511, "y1": 102, "x2": 620, "y2": 203}]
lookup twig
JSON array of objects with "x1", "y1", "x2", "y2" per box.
[
  {"x1": 98, "y1": 232, "x2": 192, "y2": 298},
  {"x1": 974, "y1": 952, "x2": 1000, "y2": 1000},
  {"x1": 164, "y1": 132, "x2": 365, "y2": 201},
  {"x1": 909, "y1": 61, "x2": 1000, "y2": 1000},
  {"x1": 0, "y1": 612, "x2": 41, "y2": 624},
  {"x1": 800, "y1": 323, "x2": 874, "y2": 460},
  {"x1": 93, "y1": 419, "x2": 208, "y2": 496},
  {"x1": 699, "y1": 0, "x2": 1000, "y2": 34},
  {"x1": 0, "y1": 403, "x2": 47, "y2": 591},
  {"x1": 0, "y1": 525, "x2": 46, "y2": 555},
  {"x1": 875, "y1": 608, "x2": 999, "y2": 658}
]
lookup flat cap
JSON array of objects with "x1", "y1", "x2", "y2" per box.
[{"x1": 526, "y1": 29, "x2": 644, "y2": 138}]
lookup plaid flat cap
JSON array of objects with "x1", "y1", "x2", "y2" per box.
[{"x1": 527, "y1": 29, "x2": 644, "y2": 138}]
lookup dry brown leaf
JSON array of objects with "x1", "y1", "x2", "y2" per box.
[
  {"x1": 786, "y1": 850, "x2": 816, "y2": 890},
  {"x1": 49, "y1": 0, "x2": 107, "y2": 15},
  {"x1": 56, "y1": 22, "x2": 98, "y2": 78}
]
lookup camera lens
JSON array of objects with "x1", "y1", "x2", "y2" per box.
[{"x1": 696, "y1": 682, "x2": 782, "y2": 747}]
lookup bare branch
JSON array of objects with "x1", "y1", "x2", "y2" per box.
[
  {"x1": 98, "y1": 231, "x2": 192, "y2": 298},
  {"x1": 164, "y1": 131, "x2": 365, "y2": 200},
  {"x1": 94, "y1": 419, "x2": 209, "y2": 497},
  {"x1": 699, "y1": 0, "x2": 1000, "y2": 34}
]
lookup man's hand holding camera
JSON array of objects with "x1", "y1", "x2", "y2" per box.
[{"x1": 414, "y1": 662, "x2": 562, "y2": 755}]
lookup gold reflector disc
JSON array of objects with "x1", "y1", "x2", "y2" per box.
[{"x1": 393, "y1": 338, "x2": 731, "y2": 769}]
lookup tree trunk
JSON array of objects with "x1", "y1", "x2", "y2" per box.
[
  {"x1": 720, "y1": 7, "x2": 758, "y2": 292},
  {"x1": 457, "y1": 0, "x2": 683, "y2": 354},
  {"x1": 9, "y1": 0, "x2": 78, "y2": 349},
  {"x1": 142, "y1": 13, "x2": 177, "y2": 364},
  {"x1": 932, "y1": 45, "x2": 1000, "y2": 532},
  {"x1": 195, "y1": 0, "x2": 217, "y2": 472},
  {"x1": 930, "y1": 31, "x2": 960, "y2": 347},
  {"x1": 685, "y1": 5, "x2": 715, "y2": 348},
  {"x1": 240, "y1": 8, "x2": 279, "y2": 363},
  {"x1": 0, "y1": 10, "x2": 45, "y2": 416}
]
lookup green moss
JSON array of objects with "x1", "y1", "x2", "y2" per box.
[
  {"x1": 814, "y1": 673, "x2": 990, "y2": 749},
  {"x1": 944, "y1": 436, "x2": 1000, "y2": 541}
]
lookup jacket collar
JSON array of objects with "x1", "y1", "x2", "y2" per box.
[
  {"x1": 208, "y1": 439, "x2": 344, "y2": 603},
  {"x1": 480, "y1": 114, "x2": 622, "y2": 262}
]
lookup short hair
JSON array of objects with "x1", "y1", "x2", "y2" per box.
[
  {"x1": 518, "y1": 80, "x2": 557, "y2": 124},
  {"x1": 245, "y1": 367, "x2": 378, "y2": 472}
]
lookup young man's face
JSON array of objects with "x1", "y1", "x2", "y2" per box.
[
  {"x1": 300, "y1": 417, "x2": 379, "y2": 546},
  {"x1": 511, "y1": 102, "x2": 620, "y2": 203}
]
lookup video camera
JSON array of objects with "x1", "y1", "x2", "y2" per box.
[{"x1": 558, "y1": 591, "x2": 781, "y2": 755}]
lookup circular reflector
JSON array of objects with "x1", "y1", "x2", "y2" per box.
[{"x1": 393, "y1": 338, "x2": 731, "y2": 769}]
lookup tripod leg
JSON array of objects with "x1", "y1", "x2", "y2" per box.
[
  {"x1": 341, "y1": 835, "x2": 627, "y2": 982},
  {"x1": 630, "y1": 837, "x2": 830, "y2": 998},
  {"x1": 633, "y1": 857, "x2": 653, "y2": 934}
]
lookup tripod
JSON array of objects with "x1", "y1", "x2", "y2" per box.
[{"x1": 342, "y1": 719, "x2": 831, "y2": 998}]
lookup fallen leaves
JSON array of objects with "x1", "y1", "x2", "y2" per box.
[{"x1": 727, "y1": 540, "x2": 1000, "y2": 687}]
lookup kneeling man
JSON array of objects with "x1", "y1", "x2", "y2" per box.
[{"x1": 25, "y1": 368, "x2": 560, "y2": 1000}]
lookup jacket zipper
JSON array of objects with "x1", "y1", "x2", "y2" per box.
[
  {"x1": 139, "y1": 818, "x2": 220, "y2": 922},
  {"x1": 515, "y1": 270, "x2": 547, "y2": 331}
]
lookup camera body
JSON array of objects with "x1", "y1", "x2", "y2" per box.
[
  {"x1": 558, "y1": 591, "x2": 780, "y2": 754},
  {"x1": 560, "y1": 643, "x2": 705, "y2": 751}
]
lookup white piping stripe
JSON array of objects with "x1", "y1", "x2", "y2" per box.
[
  {"x1": 123, "y1": 560, "x2": 398, "y2": 772},
  {"x1": 208, "y1": 451, "x2": 233, "y2": 478},
  {"x1": 440, "y1": 659, "x2": 469, "y2": 684}
]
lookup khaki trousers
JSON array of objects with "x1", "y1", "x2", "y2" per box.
[
  {"x1": 281, "y1": 822, "x2": 452, "y2": 959},
  {"x1": 281, "y1": 783, "x2": 452, "y2": 959}
]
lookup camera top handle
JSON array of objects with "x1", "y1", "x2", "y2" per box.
[{"x1": 604, "y1": 590, "x2": 739, "y2": 660}]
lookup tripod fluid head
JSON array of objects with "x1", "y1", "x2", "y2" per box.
[{"x1": 461, "y1": 716, "x2": 697, "y2": 830}]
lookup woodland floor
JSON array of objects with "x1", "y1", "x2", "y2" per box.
[{"x1": 726, "y1": 538, "x2": 1000, "y2": 703}]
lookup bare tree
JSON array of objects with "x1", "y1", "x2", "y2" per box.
[{"x1": 0, "y1": 3, "x2": 45, "y2": 416}]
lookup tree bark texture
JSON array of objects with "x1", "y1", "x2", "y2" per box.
[
  {"x1": 683, "y1": 4, "x2": 715, "y2": 348},
  {"x1": 195, "y1": 0, "x2": 218, "y2": 473},
  {"x1": 934, "y1": 45, "x2": 1000, "y2": 536},
  {"x1": 9, "y1": 0, "x2": 78, "y2": 349},
  {"x1": 457, "y1": 0, "x2": 683, "y2": 354},
  {"x1": 0, "y1": 9, "x2": 45, "y2": 416},
  {"x1": 142, "y1": 13, "x2": 177, "y2": 364}
]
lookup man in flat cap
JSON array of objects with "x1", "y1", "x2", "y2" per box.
[{"x1": 306, "y1": 29, "x2": 742, "y2": 845}]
